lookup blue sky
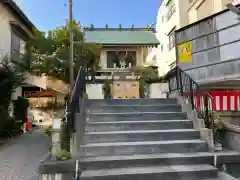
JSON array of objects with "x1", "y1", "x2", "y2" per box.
[{"x1": 16, "y1": 0, "x2": 162, "y2": 31}]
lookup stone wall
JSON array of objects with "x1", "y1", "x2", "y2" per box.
[
  {"x1": 218, "y1": 111, "x2": 240, "y2": 127},
  {"x1": 221, "y1": 123, "x2": 240, "y2": 152},
  {"x1": 148, "y1": 83, "x2": 169, "y2": 98},
  {"x1": 85, "y1": 82, "x2": 170, "y2": 99},
  {"x1": 86, "y1": 84, "x2": 104, "y2": 99},
  {"x1": 217, "y1": 111, "x2": 240, "y2": 151}
]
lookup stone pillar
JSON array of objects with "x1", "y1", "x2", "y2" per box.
[
  {"x1": 51, "y1": 119, "x2": 61, "y2": 156},
  {"x1": 200, "y1": 128, "x2": 215, "y2": 150},
  {"x1": 40, "y1": 174, "x2": 63, "y2": 180},
  {"x1": 129, "y1": 63, "x2": 132, "y2": 68}
]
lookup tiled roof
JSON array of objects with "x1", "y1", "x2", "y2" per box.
[{"x1": 85, "y1": 29, "x2": 159, "y2": 46}]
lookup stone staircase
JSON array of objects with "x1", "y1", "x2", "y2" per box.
[{"x1": 79, "y1": 98, "x2": 238, "y2": 180}]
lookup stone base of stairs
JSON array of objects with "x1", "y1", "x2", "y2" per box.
[
  {"x1": 81, "y1": 164, "x2": 218, "y2": 180},
  {"x1": 79, "y1": 98, "x2": 240, "y2": 180},
  {"x1": 39, "y1": 98, "x2": 240, "y2": 180},
  {"x1": 39, "y1": 151, "x2": 240, "y2": 179},
  {"x1": 177, "y1": 96, "x2": 215, "y2": 150},
  {"x1": 207, "y1": 172, "x2": 239, "y2": 180}
]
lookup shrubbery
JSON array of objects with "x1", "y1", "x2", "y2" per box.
[{"x1": 0, "y1": 56, "x2": 25, "y2": 137}]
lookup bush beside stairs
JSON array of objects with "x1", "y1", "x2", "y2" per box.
[{"x1": 78, "y1": 98, "x2": 239, "y2": 180}]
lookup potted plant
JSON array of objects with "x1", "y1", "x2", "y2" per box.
[
  {"x1": 55, "y1": 149, "x2": 72, "y2": 161},
  {"x1": 103, "y1": 79, "x2": 111, "y2": 99},
  {"x1": 139, "y1": 77, "x2": 148, "y2": 98},
  {"x1": 44, "y1": 125, "x2": 52, "y2": 136},
  {"x1": 212, "y1": 112, "x2": 225, "y2": 151}
]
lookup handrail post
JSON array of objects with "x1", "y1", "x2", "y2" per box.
[
  {"x1": 204, "y1": 94, "x2": 210, "y2": 128},
  {"x1": 176, "y1": 67, "x2": 180, "y2": 91},
  {"x1": 179, "y1": 69, "x2": 183, "y2": 96},
  {"x1": 176, "y1": 67, "x2": 183, "y2": 96},
  {"x1": 189, "y1": 79, "x2": 194, "y2": 110}
]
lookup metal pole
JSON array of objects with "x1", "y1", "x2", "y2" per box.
[{"x1": 69, "y1": 0, "x2": 74, "y2": 91}]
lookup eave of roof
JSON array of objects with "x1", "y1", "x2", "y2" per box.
[
  {"x1": 1, "y1": 0, "x2": 36, "y2": 33},
  {"x1": 85, "y1": 29, "x2": 159, "y2": 46},
  {"x1": 99, "y1": 44, "x2": 159, "y2": 47}
]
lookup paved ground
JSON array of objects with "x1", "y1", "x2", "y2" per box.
[{"x1": 0, "y1": 128, "x2": 51, "y2": 180}]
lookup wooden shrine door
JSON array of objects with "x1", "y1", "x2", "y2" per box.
[{"x1": 112, "y1": 80, "x2": 139, "y2": 99}]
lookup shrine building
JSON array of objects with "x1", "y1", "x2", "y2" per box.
[{"x1": 84, "y1": 26, "x2": 160, "y2": 99}]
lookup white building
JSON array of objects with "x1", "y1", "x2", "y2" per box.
[{"x1": 156, "y1": 0, "x2": 238, "y2": 76}]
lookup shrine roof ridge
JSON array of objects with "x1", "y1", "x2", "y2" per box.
[{"x1": 84, "y1": 28, "x2": 156, "y2": 32}]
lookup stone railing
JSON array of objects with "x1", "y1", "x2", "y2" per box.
[
  {"x1": 39, "y1": 159, "x2": 76, "y2": 180},
  {"x1": 39, "y1": 118, "x2": 73, "y2": 180},
  {"x1": 39, "y1": 95, "x2": 88, "y2": 180}
]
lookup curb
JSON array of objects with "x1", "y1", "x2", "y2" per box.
[{"x1": 40, "y1": 151, "x2": 52, "y2": 164}]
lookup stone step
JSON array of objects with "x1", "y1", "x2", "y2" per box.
[
  {"x1": 87, "y1": 98, "x2": 178, "y2": 106},
  {"x1": 80, "y1": 164, "x2": 218, "y2": 180},
  {"x1": 86, "y1": 120, "x2": 193, "y2": 132},
  {"x1": 90, "y1": 104, "x2": 182, "y2": 113},
  {"x1": 84, "y1": 129, "x2": 199, "y2": 143},
  {"x1": 80, "y1": 152, "x2": 214, "y2": 170},
  {"x1": 80, "y1": 140, "x2": 209, "y2": 156},
  {"x1": 90, "y1": 112, "x2": 188, "y2": 122},
  {"x1": 206, "y1": 172, "x2": 238, "y2": 180}
]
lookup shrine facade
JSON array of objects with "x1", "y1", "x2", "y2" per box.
[{"x1": 84, "y1": 27, "x2": 159, "y2": 99}]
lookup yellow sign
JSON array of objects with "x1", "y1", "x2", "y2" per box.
[{"x1": 178, "y1": 41, "x2": 193, "y2": 63}]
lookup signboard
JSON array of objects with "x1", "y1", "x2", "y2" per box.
[{"x1": 178, "y1": 41, "x2": 192, "y2": 63}]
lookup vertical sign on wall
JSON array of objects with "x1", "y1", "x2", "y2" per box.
[{"x1": 178, "y1": 41, "x2": 193, "y2": 63}]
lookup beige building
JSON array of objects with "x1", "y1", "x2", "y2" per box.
[
  {"x1": 156, "y1": 0, "x2": 239, "y2": 76},
  {"x1": 0, "y1": 0, "x2": 69, "y2": 99}
]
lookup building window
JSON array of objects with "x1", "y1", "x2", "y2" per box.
[
  {"x1": 169, "y1": 61, "x2": 176, "y2": 70},
  {"x1": 161, "y1": 45, "x2": 164, "y2": 52},
  {"x1": 168, "y1": 27, "x2": 176, "y2": 50},
  {"x1": 161, "y1": 16, "x2": 164, "y2": 23},
  {"x1": 11, "y1": 30, "x2": 25, "y2": 63},
  {"x1": 166, "y1": 0, "x2": 176, "y2": 21}
]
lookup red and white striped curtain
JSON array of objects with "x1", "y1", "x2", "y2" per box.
[{"x1": 192, "y1": 91, "x2": 240, "y2": 111}]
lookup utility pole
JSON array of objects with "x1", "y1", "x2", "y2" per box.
[{"x1": 69, "y1": 0, "x2": 74, "y2": 92}]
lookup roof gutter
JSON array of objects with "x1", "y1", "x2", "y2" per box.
[
  {"x1": 0, "y1": 0, "x2": 36, "y2": 34},
  {"x1": 92, "y1": 43, "x2": 159, "y2": 47}
]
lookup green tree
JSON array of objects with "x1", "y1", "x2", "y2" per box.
[
  {"x1": 132, "y1": 65, "x2": 159, "y2": 98},
  {"x1": 132, "y1": 65, "x2": 158, "y2": 81},
  {"x1": 24, "y1": 21, "x2": 101, "y2": 83}
]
